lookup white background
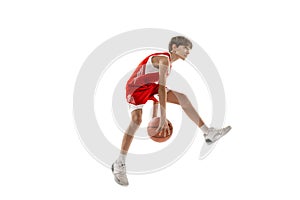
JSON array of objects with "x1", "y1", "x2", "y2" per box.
[{"x1": 1, "y1": 0, "x2": 299, "y2": 199}]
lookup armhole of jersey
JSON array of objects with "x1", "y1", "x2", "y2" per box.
[
  {"x1": 157, "y1": 54, "x2": 171, "y2": 65},
  {"x1": 145, "y1": 53, "x2": 171, "y2": 74},
  {"x1": 148, "y1": 54, "x2": 170, "y2": 68}
]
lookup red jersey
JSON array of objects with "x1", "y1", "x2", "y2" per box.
[
  {"x1": 126, "y1": 52, "x2": 172, "y2": 94},
  {"x1": 125, "y1": 52, "x2": 172, "y2": 107}
]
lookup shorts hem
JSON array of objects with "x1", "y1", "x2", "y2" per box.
[{"x1": 128, "y1": 103, "x2": 144, "y2": 113}]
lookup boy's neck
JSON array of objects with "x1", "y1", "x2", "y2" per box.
[{"x1": 170, "y1": 52, "x2": 180, "y2": 63}]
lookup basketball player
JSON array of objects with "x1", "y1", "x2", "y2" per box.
[{"x1": 112, "y1": 36, "x2": 231, "y2": 186}]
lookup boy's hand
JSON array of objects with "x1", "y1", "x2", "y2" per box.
[{"x1": 156, "y1": 120, "x2": 171, "y2": 137}]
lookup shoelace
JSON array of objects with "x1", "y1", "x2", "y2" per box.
[{"x1": 118, "y1": 163, "x2": 126, "y2": 174}]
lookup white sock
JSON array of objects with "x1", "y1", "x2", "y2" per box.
[
  {"x1": 118, "y1": 153, "x2": 126, "y2": 163},
  {"x1": 200, "y1": 124, "x2": 209, "y2": 135}
]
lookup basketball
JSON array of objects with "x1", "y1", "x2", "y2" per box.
[{"x1": 147, "y1": 117, "x2": 173, "y2": 142}]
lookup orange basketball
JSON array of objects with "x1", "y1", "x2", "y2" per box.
[{"x1": 147, "y1": 117, "x2": 173, "y2": 142}]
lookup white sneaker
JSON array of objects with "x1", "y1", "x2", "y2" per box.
[
  {"x1": 205, "y1": 126, "x2": 232, "y2": 144},
  {"x1": 111, "y1": 160, "x2": 129, "y2": 186}
]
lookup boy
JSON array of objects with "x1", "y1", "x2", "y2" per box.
[{"x1": 112, "y1": 36, "x2": 231, "y2": 186}]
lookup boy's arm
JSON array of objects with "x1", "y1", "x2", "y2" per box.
[
  {"x1": 156, "y1": 56, "x2": 170, "y2": 136},
  {"x1": 158, "y1": 57, "x2": 169, "y2": 120},
  {"x1": 152, "y1": 102, "x2": 159, "y2": 118}
]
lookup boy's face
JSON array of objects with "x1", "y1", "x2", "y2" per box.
[{"x1": 172, "y1": 44, "x2": 191, "y2": 60}]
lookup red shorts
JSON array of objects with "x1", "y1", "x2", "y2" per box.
[{"x1": 126, "y1": 83, "x2": 160, "y2": 112}]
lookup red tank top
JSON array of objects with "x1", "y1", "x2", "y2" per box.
[{"x1": 126, "y1": 52, "x2": 172, "y2": 92}]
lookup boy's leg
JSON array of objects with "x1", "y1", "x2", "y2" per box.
[
  {"x1": 152, "y1": 101, "x2": 159, "y2": 118},
  {"x1": 121, "y1": 109, "x2": 143, "y2": 154},
  {"x1": 166, "y1": 90, "x2": 205, "y2": 128},
  {"x1": 167, "y1": 90, "x2": 231, "y2": 143},
  {"x1": 112, "y1": 109, "x2": 142, "y2": 186}
]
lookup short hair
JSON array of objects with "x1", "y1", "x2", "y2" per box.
[{"x1": 168, "y1": 36, "x2": 193, "y2": 52}]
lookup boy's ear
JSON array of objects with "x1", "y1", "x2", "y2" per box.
[{"x1": 172, "y1": 44, "x2": 177, "y2": 51}]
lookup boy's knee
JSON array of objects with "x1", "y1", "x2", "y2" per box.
[
  {"x1": 132, "y1": 111, "x2": 142, "y2": 125},
  {"x1": 178, "y1": 92, "x2": 187, "y2": 100},
  {"x1": 177, "y1": 93, "x2": 191, "y2": 107},
  {"x1": 176, "y1": 92, "x2": 188, "y2": 102}
]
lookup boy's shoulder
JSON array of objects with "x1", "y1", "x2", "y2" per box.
[
  {"x1": 149, "y1": 52, "x2": 170, "y2": 57},
  {"x1": 149, "y1": 52, "x2": 170, "y2": 60}
]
